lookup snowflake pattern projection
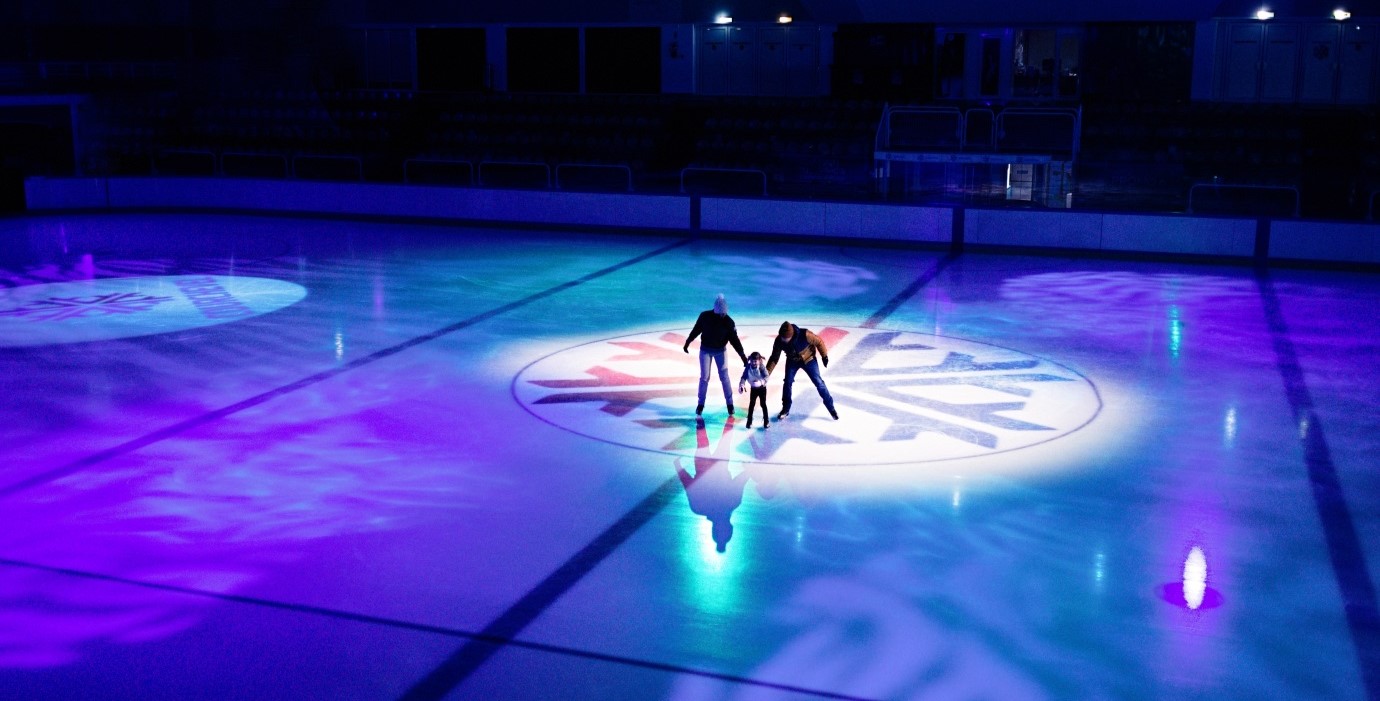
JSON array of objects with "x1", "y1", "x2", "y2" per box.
[
  {"x1": 519, "y1": 327, "x2": 1098, "y2": 465},
  {"x1": 704, "y1": 256, "x2": 879, "y2": 301},
  {"x1": 0, "y1": 291, "x2": 175, "y2": 322}
]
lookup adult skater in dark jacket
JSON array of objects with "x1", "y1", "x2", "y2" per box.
[
  {"x1": 684, "y1": 294, "x2": 749, "y2": 416},
  {"x1": 766, "y1": 320, "x2": 838, "y2": 420}
]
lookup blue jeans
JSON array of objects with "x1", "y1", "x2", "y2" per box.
[
  {"x1": 698, "y1": 348, "x2": 733, "y2": 408},
  {"x1": 782, "y1": 359, "x2": 833, "y2": 414}
]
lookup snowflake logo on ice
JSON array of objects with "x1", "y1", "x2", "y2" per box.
[
  {"x1": 0, "y1": 292, "x2": 175, "y2": 323},
  {"x1": 513, "y1": 326, "x2": 1102, "y2": 466}
]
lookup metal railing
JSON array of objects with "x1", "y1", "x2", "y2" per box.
[
  {"x1": 151, "y1": 150, "x2": 365, "y2": 181},
  {"x1": 876, "y1": 105, "x2": 1079, "y2": 158},
  {"x1": 965, "y1": 108, "x2": 996, "y2": 150},
  {"x1": 555, "y1": 163, "x2": 633, "y2": 192},
  {"x1": 292, "y1": 154, "x2": 363, "y2": 181},
  {"x1": 403, "y1": 158, "x2": 473, "y2": 186},
  {"x1": 679, "y1": 167, "x2": 768, "y2": 196},
  {"x1": 221, "y1": 152, "x2": 289, "y2": 179},
  {"x1": 874, "y1": 105, "x2": 1080, "y2": 203},
  {"x1": 478, "y1": 161, "x2": 551, "y2": 189},
  {"x1": 996, "y1": 107, "x2": 1080, "y2": 156},
  {"x1": 876, "y1": 106, "x2": 963, "y2": 153},
  {"x1": 154, "y1": 149, "x2": 217, "y2": 176}
]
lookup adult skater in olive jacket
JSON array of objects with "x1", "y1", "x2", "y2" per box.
[
  {"x1": 683, "y1": 294, "x2": 749, "y2": 416},
  {"x1": 766, "y1": 320, "x2": 838, "y2": 420}
]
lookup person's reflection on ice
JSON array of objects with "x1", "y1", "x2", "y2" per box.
[{"x1": 675, "y1": 417, "x2": 749, "y2": 553}]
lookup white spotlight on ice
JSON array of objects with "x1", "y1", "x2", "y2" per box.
[
  {"x1": 1332, "y1": 8, "x2": 1351, "y2": 20},
  {"x1": 1255, "y1": 7, "x2": 1275, "y2": 19},
  {"x1": 715, "y1": 12, "x2": 734, "y2": 24},
  {"x1": 778, "y1": 13, "x2": 793, "y2": 23},
  {"x1": 1183, "y1": 546, "x2": 1208, "y2": 610}
]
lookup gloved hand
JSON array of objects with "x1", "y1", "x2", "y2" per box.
[
  {"x1": 683, "y1": 345, "x2": 689, "y2": 354},
  {"x1": 822, "y1": 355, "x2": 829, "y2": 368},
  {"x1": 738, "y1": 384, "x2": 745, "y2": 394}
]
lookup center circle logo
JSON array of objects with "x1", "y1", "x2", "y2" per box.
[
  {"x1": 0, "y1": 275, "x2": 307, "y2": 347},
  {"x1": 514, "y1": 326, "x2": 1101, "y2": 466}
]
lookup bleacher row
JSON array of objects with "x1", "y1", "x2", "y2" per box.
[
  {"x1": 1077, "y1": 101, "x2": 1379, "y2": 216},
  {"x1": 78, "y1": 90, "x2": 883, "y2": 197},
  {"x1": 73, "y1": 88, "x2": 1380, "y2": 216}
]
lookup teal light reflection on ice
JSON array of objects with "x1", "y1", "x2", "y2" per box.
[
  {"x1": 676, "y1": 495, "x2": 750, "y2": 622},
  {"x1": 669, "y1": 512, "x2": 752, "y2": 657},
  {"x1": 1168, "y1": 305, "x2": 1184, "y2": 359},
  {"x1": 696, "y1": 517, "x2": 729, "y2": 573}
]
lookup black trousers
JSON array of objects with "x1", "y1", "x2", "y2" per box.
[{"x1": 747, "y1": 385, "x2": 769, "y2": 424}]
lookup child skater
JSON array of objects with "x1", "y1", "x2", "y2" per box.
[{"x1": 738, "y1": 351, "x2": 770, "y2": 429}]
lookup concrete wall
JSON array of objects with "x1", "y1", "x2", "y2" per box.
[{"x1": 24, "y1": 176, "x2": 1380, "y2": 265}]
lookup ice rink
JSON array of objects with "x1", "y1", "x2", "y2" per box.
[{"x1": 2, "y1": 211, "x2": 1377, "y2": 700}]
